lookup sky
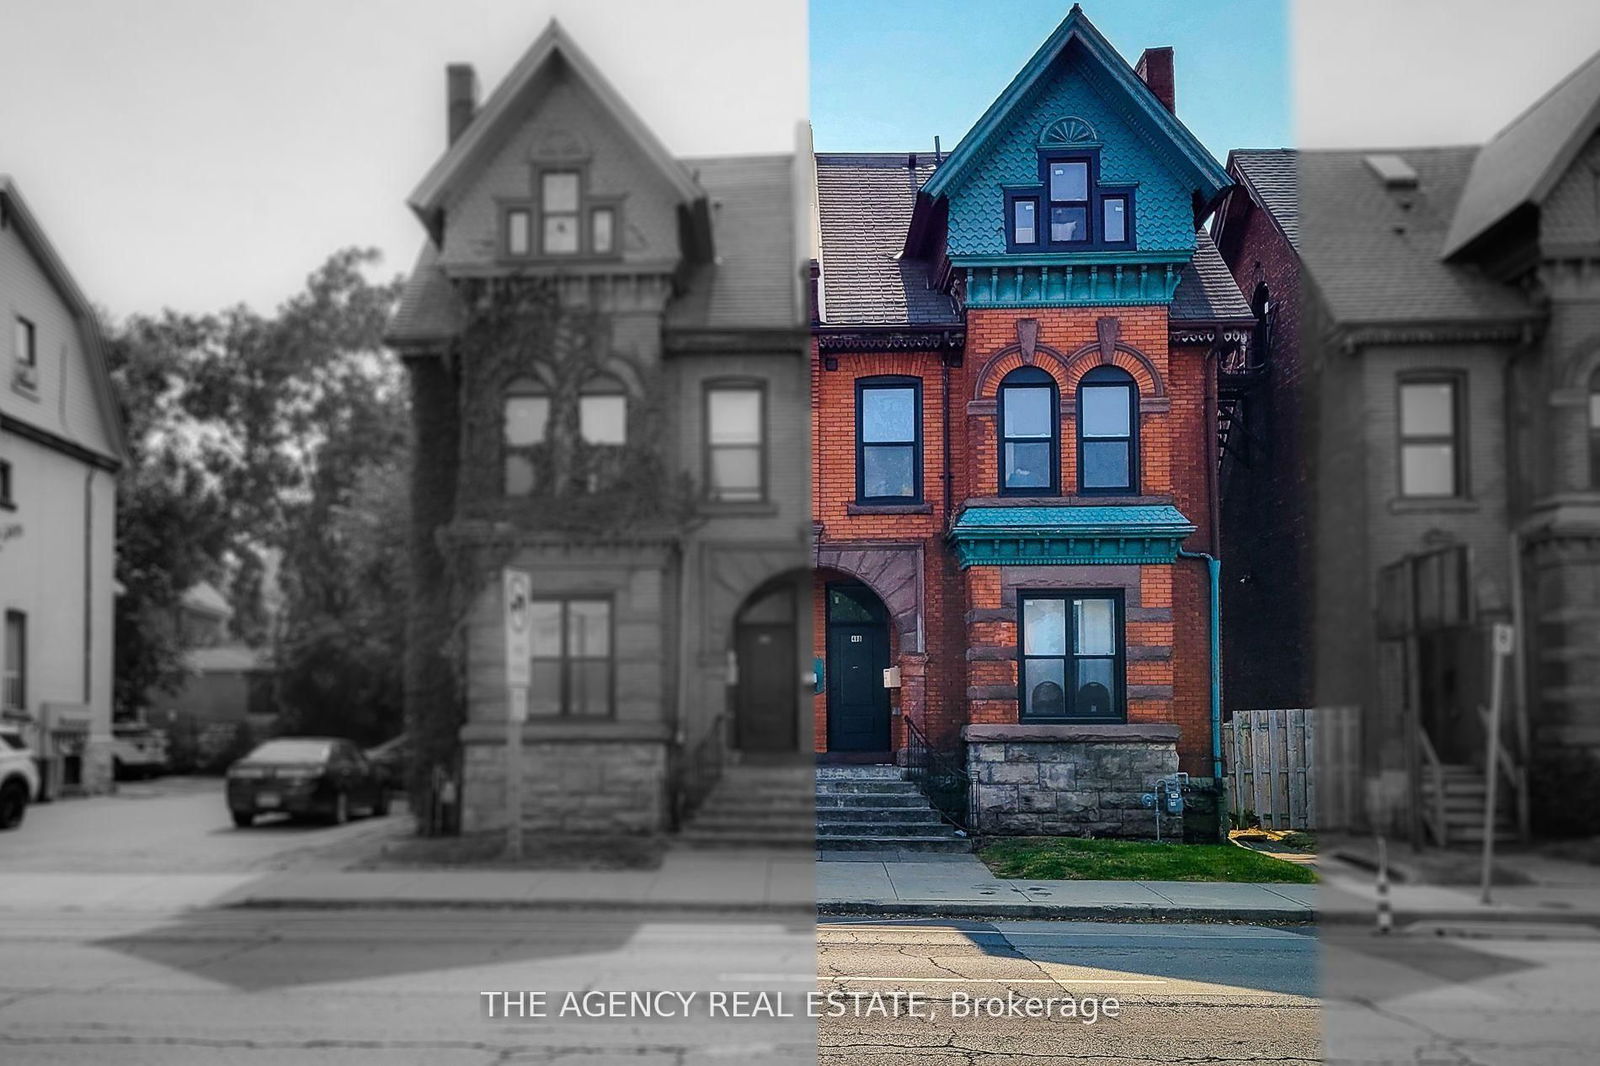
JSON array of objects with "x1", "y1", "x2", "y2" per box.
[
  {"x1": 1294, "y1": 0, "x2": 1600, "y2": 148},
  {"x1": 810, "y1": 0, "x2": 1291, "y2": 161},
  {"x1": 7, "y1": 1, "x2": 1600, "y2": 322},
  {"x1": 0, "y1": 0, "x2": 807, "y2": 319}
]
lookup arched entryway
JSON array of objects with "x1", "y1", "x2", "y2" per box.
[
  {"x1": 822, "y1": 581, "x2": 893, "y2": 754},
  {"x1": 731, "y1": 571, "x2": 809, "y2": 753}
]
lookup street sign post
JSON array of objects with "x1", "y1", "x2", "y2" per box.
[
  {"x1": 503, "y1": 568, "x2": 531, "y2": 861},
  {"x1": 1481, "y1": 622, "x2": 1514, "y2": 904}
]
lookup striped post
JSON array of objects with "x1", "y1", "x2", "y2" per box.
[{"x1": 1375, "y1": 834, "x2": 1394, "y2": 935}]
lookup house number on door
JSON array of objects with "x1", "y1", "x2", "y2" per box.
[{"x1": 850, "y1": 634, "x2": 863, "y2": 643}]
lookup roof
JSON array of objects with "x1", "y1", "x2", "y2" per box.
[
  {"x1": 180, "y1": 582, "x2": 233, "y2": 620},
  {"x1": 952, "y1": 504, "x2": 1195, "y2": 536},
  {"x1": 666, "y1": 154, "x2": 801, "y2": 330},
  {"x1": 386, "y1": 243, "x2": 464, "y2": 346},
  {"x1": 814, "y1": 153, "x2": 958, "y2": 327},
  {"x1": 1170, "y1": 230, "x2": 1253, "y2": 322},
  {"x1": 407, "y1": 20, "x2": 702, "y2": 228},
  {"x1": 920, "y1": 5, "x2": 1229, "y2": 207},
  {"x1": 0, "y1": 176, "x2": 129, "y2": 467},
  {"x1": 1300, "y1": 147, "x2": 1536, "y2": 325},
  {"x1": 1229, "y1": 148, "x2": 1299, "y2": 250},
  {"x1": 391, "y1": 155, "x2": 800, "y2": 343},
  {"x1": 1443, "y1": 48, "x2": 1600, "y2": 257}
]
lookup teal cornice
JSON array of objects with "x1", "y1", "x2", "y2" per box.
[
  {"x1": 960, "y1": 259, "x2": 1186, "y2": 308},
  {"x1": 949, "y1": 504, "x2": 1196, "y2": 568}
]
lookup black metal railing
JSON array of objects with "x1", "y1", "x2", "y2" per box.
[
  {"x1": 904, "y1": 714, "x2": 971, "y2": 833},
  {"x1": 673, "y1": 712, "x2": 728, "y2": 828}
]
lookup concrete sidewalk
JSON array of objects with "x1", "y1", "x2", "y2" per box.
[{"x1": 1, "y1": 844, "x2": 1593, "y2": 924}]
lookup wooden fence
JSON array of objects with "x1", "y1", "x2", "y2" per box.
[{"x1": 1222, "y1": 708, "x2": 1316, "y2": 830}]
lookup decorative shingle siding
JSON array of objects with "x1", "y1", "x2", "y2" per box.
[{"x1": 944, "y1": 58, "x2": 1200, "y2": 257}]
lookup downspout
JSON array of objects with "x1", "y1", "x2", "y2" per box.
[
  {"x1": 1178, "y1": 548, "x2": 1223, "y2": 781},
  {"x1": 941, "y1": 360, "x2": 953, "y2": 521}
]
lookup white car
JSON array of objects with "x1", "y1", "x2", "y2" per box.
[
  {"x1": 112, "y1": 723, "x2": 169, "y2": 780},
  {"x1": 0, "y1": 726, "x2": 40, "y2": 830}
]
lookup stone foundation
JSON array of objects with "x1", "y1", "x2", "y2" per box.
[
  {"x1": 962, "y1": 723, "x2": 1180, "y2": 838},
  {"x1": 460, "y1": 723, "x2": 669, "y2": 834}
]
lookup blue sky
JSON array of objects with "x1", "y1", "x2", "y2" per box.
[{"x1": 810, "y1": 0, "x2": 1289, "y2": 161}]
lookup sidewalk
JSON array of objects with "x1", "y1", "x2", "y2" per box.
[{"x1": 2, "y1": 843, "x2": 1594, "y2": 924}]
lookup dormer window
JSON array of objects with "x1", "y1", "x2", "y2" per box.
[
  {"x1": 1005, "y1": 150, "x2": 1135, "y2": 251},
  {"x1": 591, "y1": 207, "x2": 615, "y2": 255},
  {"x1": 505, "y1": 209, "x2": 531, "y2": 256},
  {"x1": 540, "y1": 171, "x2": 580, "y2": 254},
  {"x1": 1047, "y1": 159, "x2": 1090, "y2": 243}
]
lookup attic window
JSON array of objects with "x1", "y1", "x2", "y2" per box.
[
  {"x1": 541, "y1": 171, "x2": 580, "y2": 254},
  {"x1": 591, "y1": 207, "x2": 615, "y2": 255},
  {"x1": 1007, "y1": 150, "x2": 1135, "y2": 252}
]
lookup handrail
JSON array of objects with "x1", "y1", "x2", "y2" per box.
[
  {"x1": 674, "y1": 712, "x2": 728, "y2": 827},
  {"x1": 1417, "y1": 726, "x2": 1448, "y2": 847},
  {"x1": 903, "y1": 713, "x2": 971, "y2": 833}
]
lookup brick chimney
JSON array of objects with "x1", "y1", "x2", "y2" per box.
[
  {"x1": 1134, "y1": 47, "x2": 1176, "y2": 115},
  {"x1": 447, "y1": 63, "x2": 478, "y2": 145}
]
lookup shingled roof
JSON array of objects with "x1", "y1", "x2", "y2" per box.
[
  {"x1": 666, "y1": 153, "x2": 801, "y2": 331},
  {"x1": 1443, "y1": 48, "x2": 1600, "y2": 258},
  {"x1": 1169, "y1": 230, "x2": 1254, "y2": 322},
  {"x1": 815, "y1": 153, "x2": 958, "y2": 327},
  {"x1": 1299, "y1": 147, "x2": 1535, "y2": 326},
  {"x1": 1230, "y1": 148, "x2": 1299, "y2": 250}
]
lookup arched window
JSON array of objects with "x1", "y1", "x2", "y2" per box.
[
  {"x1": 503, "y1": 376, "x2": 549, "y2": 496},
  {"x1": 998, "y1": 366, "x2": 1058, "y2": 495},
  {"x1": 1077, "y1": 365, "x2": 1137, "y2": 495},
  {"x1": 578, "y1": 374, "x2": 628, "y2": 446},
  {"x1": 1589, "y1": 367, "x2": 1600, "y2": 489}
]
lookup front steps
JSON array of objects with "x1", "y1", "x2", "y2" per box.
[
  {"x1": 1421, "y1": 764, "x2": 1518, "y2": 846},
  {"x1": 679, "y1": 761, "x2": 814, "y2": 848},
  {"x1": 816, "y1": 765, "x2": 971, "y2": 853}
]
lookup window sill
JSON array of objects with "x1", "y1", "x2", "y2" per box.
[
  {"x1": 964, "y1": 494, "x2": 1174, "y2": 508},
  {"x1": 0, "y1": 500, "x2": 15, "y2": 512},
  {"x1": 10, "y1": 375, "x2": 39, "y2": 401},
  {"x1": 698, "y1": 500, "x2": 780, "y2": 518},
  {"x1": 1388, "y1": 496, "x2": 1479, "y2": 514},
  {"x1": 847, "y1": 502, "x2": 932, "y2": 515}
]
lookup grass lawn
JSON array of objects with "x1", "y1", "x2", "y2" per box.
[{"x1": 980, "y1": 837, "x2": 1318, "y2": 883}]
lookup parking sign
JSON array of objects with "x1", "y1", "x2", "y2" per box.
[{"x1": 504, "y1": 568, "x2": 531, "y2": 691}]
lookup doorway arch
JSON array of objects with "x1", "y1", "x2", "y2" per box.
[
  {"x1": 731, "y1": 572, "x2": 808, "y2": 753},
  {"x1": 822, "y1": 580, "x2": 893, "y2": 754}
]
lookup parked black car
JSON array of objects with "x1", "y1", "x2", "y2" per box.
[
  {"x1": 364, "y1": 734, "x2": 411, "y2": 794},
  {"x1": 225, "y1": 737, "x2": 389, "y2": 828}
]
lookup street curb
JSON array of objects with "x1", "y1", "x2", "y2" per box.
[
  {"x1": 222, "y1": 897, "x2": 818, "y2": 915},
  {"x1": 1316, "y1": 908, "x2": 1600, "y2": 928},
  {"x1": 818, "y1": 900, "x2": 1312, "y2": 923}
]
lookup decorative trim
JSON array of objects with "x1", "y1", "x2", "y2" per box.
[
  {"x1": 815, "y1": 327, "x2": 966, "y2": 354},
  {"x1": 0, "y1": 414, "x2": 120, "y2": 473},
  {"x1": 1040, "y1": 116, "x2": 1100, "y2": 147},
  {"x1": 959, "y1": 260, "x2": 1185, "y2": 308},
  {"x1": 949, "y1": 504, "x2": 1194, "y2": 569}
]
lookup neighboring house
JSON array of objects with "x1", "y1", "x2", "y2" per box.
[
  {"x1": 810, "y1": 6, "x2": 1253, "y2": 837},
  {"x1": 388, "y1": 23, "x2": 809, "y2": 834},
  {"x1": 0, "y1": 176, "x2": 128, "y2": 797},
  {"x1": 1215, "y1": 49, "x2": 1600, "y2": 843},
  {"x1": 146, "y1": 582, "x2": 272, "y2": 762}
]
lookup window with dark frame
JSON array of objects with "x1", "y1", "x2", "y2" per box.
[
  {"x1": 1102, "y1": 195, "x2": 1129, "y2": 244},
  {"x1": 1398, "y1": 377, "x2": 1462, "y2": 498},
  {"x1": 1018, "y1": 591, "x2": 1123, "y2": 721},
  {"x1": 503, "y1": 379, "x2": 550, "y2": 496},
  {"x1": 527, "y1": 598, "x2": 612, "y2": 718},
  {"x1": 1047, "y1": 159, "x2": 1090, "y2": 243},
  {"x1": 1013, "y1": 198, "x2": 1038, "y2": 245},
  {"x1": 2, "y1": 610, "x2": 24, "y2": 713},
  {"x1": 540, "y1": 171, "x2": 581, "y2": 254},
  {"x1": 856, "y1": 378, "x2": 921, "y2": 503},
  {"x1": 14, "y1": 316, "x2": 35, "y2": 368},
  {"x1": 591, "y1": 207, "x2": 615, "y2": 255},
  {"x1": 998, "y1": 366, "x2": 1057, "y2": 495},
  {"x1": 706, "y1": 383, "x2": 765, "y2": 502},
  {"x1": 1077, "y1": 365, "x2": 1137, "y2": 494},
  {"x1": 506, "y1": 208, "x2": 531, "y2": 256},
  {"x1": 1589, "y1": 368, "x2": 1600, "y2": 489}
]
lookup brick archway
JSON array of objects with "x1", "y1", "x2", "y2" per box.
[{"x1": 812, "y1": 541, "x2": 925, "y2": 655}]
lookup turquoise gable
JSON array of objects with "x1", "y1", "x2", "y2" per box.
[
  {"x1": 948, "y1": 505, "x2": 1196, "y2": 568},
  {"x1": 944, "y1": 56, "x2": 1198, "y2": 260}
]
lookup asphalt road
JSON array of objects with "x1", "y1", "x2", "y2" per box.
[{"x1": 817, "y1": 919, "x2": 1318, "y2": 1064}]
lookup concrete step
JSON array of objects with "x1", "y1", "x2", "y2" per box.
[
  {"x1": 815, "y1": 791, "x2": 930, "y2": 809},
  {"x1": 818, "y1": 820, "x2": 955, "y2": 838},
  {"x1": 680, "y1": 831, "x2": 815, "y2": 848},
  {"x1": 815, "y1": 806, "x2": 942, "y2": 825},
  {"x1": 816, "y1": 780, "x2": 923, "y2": 795},
  {"x1": 817, "y1": 835, "x2": 972, "y2": 853},
  {"x1": 815, "y1": 765, "x2": 906, "y2": 780}
]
